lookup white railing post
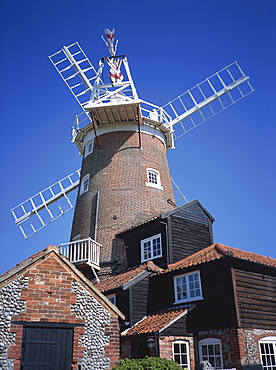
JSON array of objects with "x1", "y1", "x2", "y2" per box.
[{"x1": 59, "y1": 237, "x2": 101, "y2": 270}]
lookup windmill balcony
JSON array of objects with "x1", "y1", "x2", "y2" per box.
[{"x1": 59, "y1": 238, "x2": 101, "y2": 270}]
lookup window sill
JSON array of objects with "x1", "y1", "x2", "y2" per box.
[
  {"x1": 145, "y1": 182, "x2": 163, "y2": 190},
  {"x1": 173, "y1": 296, "x2": 204, "y2": 305},
  {"x1": 141, "y1": 254, "x2": 162, "y2": 263}
]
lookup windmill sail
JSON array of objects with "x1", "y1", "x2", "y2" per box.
[
  {"x1": 163, "y1": 61, "x2": 254, "y2": 139},
  {"x1": 10, "y1": 170, "x2": 80, "y2": 239},
  {"x1": 49, "y1": 42, "x2": 98, "y2": 110}
]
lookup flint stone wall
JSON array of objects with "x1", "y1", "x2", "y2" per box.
[
  {"x1": 72, "y1": 281, "x2": 110, "y2": 370},
  {"x1": 0, "y1": 276, "x2": 28, "y2": 370}
]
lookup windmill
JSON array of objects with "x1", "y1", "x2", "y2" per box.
[{"x1": 10, "y1": 29, "x2": 254, "y2": 269}]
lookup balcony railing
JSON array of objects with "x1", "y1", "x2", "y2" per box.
[{"x1": 59, "y1": 237, "x2": 101, "y2": 270}]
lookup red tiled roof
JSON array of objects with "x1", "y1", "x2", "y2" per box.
[
  {"x1": 122, "y1": 305, "x2": 193, "y2": 336},
  {"x1": 166, "y1": 243, "x2": 276, "y2": 272},
  {"x1": 96, "y1": 261, "x2": 163, "y2": 292}
]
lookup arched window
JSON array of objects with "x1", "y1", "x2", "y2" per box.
[
  {"x1": 80, "y1": 174, "x2": 90, "y2": 195},
  {"x1": 259, "y1": 336, "x2": 276, "y2": 370},
  {"x1": 173, "y1": 340, "x2": 190, "y2": 369},
  {"x1": 198, "y1": 338, "x2": 223, "y2": 368},
  {"x1": 146, "y1": 168, "x2": 163, "y2": 190}
]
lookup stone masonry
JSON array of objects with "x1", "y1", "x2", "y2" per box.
[{"x1": 0, "y1": 246, "x2": 123, "y2": 370}]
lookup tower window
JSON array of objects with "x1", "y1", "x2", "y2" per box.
[
  {"x1": 141, "y1": 234, "x2": 162, "y2": 262},
  {"x1": 146, "y1": 168, "x2": 163, "y2": 190},
  {"x1": 84, "y1": 140, "x2": 93, "y2": 157},
  {"x1": 80, "y1": 174, "x2": 90, "y2": 195}
]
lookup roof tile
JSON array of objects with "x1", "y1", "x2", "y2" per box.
[
  {"x1": 96, "y1": 261, "x2": 163, "y2": 292},
  {"x1": 166, "y1": 243, "x2": 276, "y2": 272},
  {"x1": 122, "y1": 305, "x2": 193, "y2": 336}
]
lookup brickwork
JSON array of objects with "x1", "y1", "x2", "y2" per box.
[
  {"x1": 104, "y1": 316, "x2": 122, "y2": 369},
  {"x1": 159, "y1": 336, "x2": 195, "y2": 370},
  {"x1": 120, "y1": 338, "x2": 132, "y2": 359},
  {"x1": 0, "y1": 248, "x2": 122, "y2": 370},
  {"x1": 197, "y1": 327, "x2": 276, "y2": 370},
  {"x1": 71, "y1": 130, "x2": 175, "y2": 263}
]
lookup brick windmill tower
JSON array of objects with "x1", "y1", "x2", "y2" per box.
[
  {"x1": 11, "y1": 29, "x2": 253, "y2": 273},
  {"x1": 69, "y1": 30, "x2": 176, "y2": 265}
]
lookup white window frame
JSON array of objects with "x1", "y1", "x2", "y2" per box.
[
  {"x1": 146, "y1": 168, "x2": 163, "y2": 190},
  {"x1": 84, "y1": 140, "x2": 93, "y2": 157},
  {"x1": 80, "y1": 174, "x2": 90, "y2": 195},
  {"x1": 106, "y1": 293, "x2": 116, "y2": 305},
  {"x1": 141, "y1": 233, "x2": 162, "y2": 262},
  {"x1": 174, "y1": 270, "x2": 203, "y2": 304},
  {"x1": 173, "y1": 340, "x2": 190, "y2": 369},
  {"x1": 198, "y1": 338, "x2": 223, "y2": 369},
  {"x1": 259, "y1": 336, "x2": 276, "y2": 370}
]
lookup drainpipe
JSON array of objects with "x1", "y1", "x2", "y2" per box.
[
  {"x1": 154, "y1": 332, "x2": 159, "y2": 357},
  {"x1": 94, "y1": 189, "x2": 100, "y2": 241},
  {"x1": 160, "y1": 219, "x2": 170, "y2": 265}
]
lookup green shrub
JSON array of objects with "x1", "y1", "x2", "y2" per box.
[{"x1": 112, "y1": 356, "x2": 183, "y2": 369}]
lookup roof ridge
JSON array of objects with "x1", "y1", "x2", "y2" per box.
[
  {"x1": 219, "y1": 244, "x2": 276, "y2": 260},
  {"x1": 166, "y1": 243, "x2": 276, "y2": 272},
  {"x1": 167, "y1": 243, "x2": 221, "y2": 270},
  {"x1": 0, "y1": 245, "x2": 59, "y2": 281}
]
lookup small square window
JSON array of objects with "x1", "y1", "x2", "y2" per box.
[
  {"x1": 146, "y1": 168, "x2": 163, "y2": 190},
  {"x1": 106, "y1": 293, "x2": 116, "y2": 305},
  {"x1": 141, "y1": 234, "x2": 162, "y2": 262}
]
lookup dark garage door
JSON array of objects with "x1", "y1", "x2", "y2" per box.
[{"x1": 21, "y1": 326, "x2": 73, "y2": 370}]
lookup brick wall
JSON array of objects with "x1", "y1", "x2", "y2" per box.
[
  {"x1": 71, "y1": 130, "x2": 175, "y2": 264},
  {"x1": 197, "y1": 327, "x2": 276, "y2": 370},
  {"x1": 1, "y1": 250, "x2": 122, "y2": 370},
  {"x1": 159, "y1": 336, "x2": 195, "y2": 370},
  {"x1": 121, "y1": 338, "x2": 132, "y2": 359}
]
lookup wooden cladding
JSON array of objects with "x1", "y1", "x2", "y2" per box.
[
  {"x1": 234, "y1": 268, "x2": 276, "y2": 329},
  {"x1": 170, "y1": 216, "x2": 213, "y2": 264}
]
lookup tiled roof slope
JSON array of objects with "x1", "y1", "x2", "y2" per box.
[
  {"x1": 96, "y1": 261, "x2": 163, "y2": 292},
  {"x1": 122, "y1": 305, "x2": 194, "y2": 336},
  {"x1": 166, "y1": 243, "x2": 276, "y2": 272}
]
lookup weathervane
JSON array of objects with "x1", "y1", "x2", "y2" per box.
[{"x1": 102, "y1": 28, "x2": 118, "y2": 56}]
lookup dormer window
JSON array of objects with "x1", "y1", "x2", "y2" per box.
[
  {"x1": 146, "y1": 168, "x2": 163, "y2": 190},
  {"x1": 174, "y1": 270, "x2": 203, "y2": 303},
  {"x1": 80, "y1": 174, "x2": 90, "y2": 195},
  {"x1": 141, "y1": 234, "x2": 162, "y2": 262},
  {"x1": 84, "y1": 140, "x2": 93, "y2": 157}
]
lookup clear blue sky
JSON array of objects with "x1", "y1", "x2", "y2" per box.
[{"x1": 1, "y1": 0, "x2": 275, "y2": 275}]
